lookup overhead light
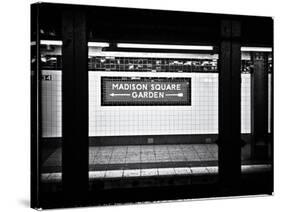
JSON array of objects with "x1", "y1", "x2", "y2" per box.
[
  {"x1": 241, "y1": 47, "x2": 272, "y2": 52},
  {"x1": 40, "y1": 40, "x2": 62, "y2": 45},
  {"x1": 117, "y1": 43, "x2": 213, "y2": 50},
  {"x1": 88, "y1": 42, "x2": 109, "y2": 47},
  {"x1": 40, "y1": 40, "x2": 110, "y2": 48}
]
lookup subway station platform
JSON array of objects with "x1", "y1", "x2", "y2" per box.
[{"x1": 41, "y1": 144, "x2": 271, "y2": 183}]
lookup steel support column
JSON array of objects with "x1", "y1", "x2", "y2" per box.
[
  {"x1": 251, "y1": 53, "x2": 269, "y2": 160},
  {"x1": 62, "y1": 9, "x2": 89, "y2": 203},
  {"x1": 219, "y1": 20, "x2": 241, "y2": 188}
]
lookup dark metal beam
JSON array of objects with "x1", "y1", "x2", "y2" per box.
[
  {"x1": 31, "y1": 3, "x2": 42, "y2": 209},
  {"x1": 62, "y1": 9, "x2": 88, "y2": 203},
  {"x1": 218, "y1": 20, "x2": 241, "y2": 187},
  {"x1": 251, "y1": 53, "x2": 269, "y2": 160}
]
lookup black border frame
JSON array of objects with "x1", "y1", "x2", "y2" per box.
[{"x1": 31, "y1": 2, "x2": 274, "y2": 209}]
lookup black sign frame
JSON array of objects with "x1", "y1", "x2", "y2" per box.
[{"x1": 101, "y1": 77, "x2": 191, "y2": 106}]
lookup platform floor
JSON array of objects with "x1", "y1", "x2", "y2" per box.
[
  {"x1": 43, "y1": 144, "x2": 218, "y2": 172},
  {"x1": 41, "y1": 164, "x2": 271, "y2": 182},
  {"x1": 41, "y1": 144, "x2": 272, "y2": 182}
]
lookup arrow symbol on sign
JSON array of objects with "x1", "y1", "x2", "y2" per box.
[
  {"x1": 165, "y1": 93, "x2": 184, "y2": 97},
  {"x1": 110, "y1": 93, "x2": 131, "y2": 97}
]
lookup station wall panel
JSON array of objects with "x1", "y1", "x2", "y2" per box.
[{"x1": 41, "y1": 70, "x2": 252, "y2": 137}]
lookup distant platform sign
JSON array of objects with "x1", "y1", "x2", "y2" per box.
[{"x1": 101, "y1": 77, "x2": 191, "y2": 106}]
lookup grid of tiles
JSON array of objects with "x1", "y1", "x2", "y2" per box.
[
  {"x1": 88, "y1": 56, "x2": 217, "y2": 73},
  {"x1": 42, "y1": 143, "x2": 270, "y2": 178},
  {"x1": 268, "y1": 74, "x2": 272, "y2": 133},
  {"x1": 41, "y1": 70, "x2": 62, "y2": 137},
  {"x1": 241, "y1": 74, "x2": 251, "y2": 134},
  {"x1": 40, "y1": 71, "x2": 252, "y2": 137},
  {"x1": 41, "y1": 55, "x2": 218, "y2": 73},
  {"x1": 89, "y1": 71, "x2": 219, "y2": 136},
  {"x1": 43, "y1": 144, "x2": 217, "y2": 171},
  {"x1": 41, "y1": 164, "x2": 272, "y2": 182},
  {"x1": 88, "y1": 144, "x2": 218, "y2": 166}
]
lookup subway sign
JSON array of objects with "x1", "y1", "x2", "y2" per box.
[{"x1": 101, "y1": 77, "x2": 191, "y2": 106}]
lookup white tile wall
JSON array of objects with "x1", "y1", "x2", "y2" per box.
[
  {"x1": 268, "y1": 73, "x2": 272, "y2": 133},
  {"x1": 241, "y1": 74, "x2": 251, "y2": 134},
  {"x1": 89, "y1": 71, "x2": 219, "y2": 136},
  {"x1": 41, "y1": 70, "x2": 62, "y2": 137},
  {"x1": 40, "y1": 71, "x2": 252, "y2": 137}
]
